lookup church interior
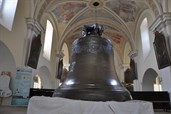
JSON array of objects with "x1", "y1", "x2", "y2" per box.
[{"x1": 0, "y1": 0, "x2": 171, "y2": 114}]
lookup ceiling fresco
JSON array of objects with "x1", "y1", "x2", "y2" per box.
[
  {"x1": 69, "y1": 8, "x2": 123, "y2": 27},
  {"x1": 106, "y1": 0, "x2": 148, "y2": 22},
  {"x1": 62, "y1": 24, "x2": 127, "y2": 60},
  {"x1": 35, "y1": 0, "x2": 161, "y2": 60},
  {"x1": 52, "y1": 2, "x2": 87, "y2": 24},
  {"x1": 103, "y1": 31, "x2": 123, "y2": 44},
  {"x1": 106, "y1": 0, "x2": 137, "y2": 22}
]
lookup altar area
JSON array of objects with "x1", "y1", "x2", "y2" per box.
[{"x1": 27, "y1": 96, "x2": 154, "y2": 114}]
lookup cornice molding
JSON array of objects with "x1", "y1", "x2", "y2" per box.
[
  {"x1": 26, "y1": 18, "x2": 45, "y2": 35},
  {"x1": 149, "y1": 12, "x2": 171, "y2": 32},
  {"x1": 56, "y1": 51, "x2": 65, "y2": 59}
]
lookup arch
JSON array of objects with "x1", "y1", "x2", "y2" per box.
[
  {"x1": 134, "y1": 9, "x2": 155, "y2": 61},
  {"x1": 160, "y1": 0, "x2": 168, "y2": 12},
  {"x1": 36, "y1": 66, "x2": 52, "y2": 89},
  {"x1": 153, "y1": 0, "x2": 163, "y2": 15},
  {"x1": 59, "y1": 18, "x2": 134, "y2": 54},
  {"x1": 135, "y1": 9, "x2": 155, "y2": 45},
  {"x1": 0, "y1": 41, "x2": 16, "y2": 90},
  {"x1": 58, "y1": 6, "x2": 136, "y2": 53},
  {"x1": 142, "y1": 68, "x2": 158, "y2": 91},
  {"x1": 40, "y1": 12, "x2": 60, "y2": 58}
]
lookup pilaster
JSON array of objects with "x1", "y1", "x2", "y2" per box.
[
  {"x1": 22, "y1": 18, "x2": 44, "y2": 66},
  {"x1": 128, "y1": 50, "x2": 138, "y2": 59}
]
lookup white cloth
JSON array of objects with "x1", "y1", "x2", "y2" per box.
[{"x1": 27, "y1": 96, "x2": 154, "y2": 114}]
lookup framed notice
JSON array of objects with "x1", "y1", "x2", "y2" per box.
[{"x1": 11, "y1": 67, "x2": 34, "y2": 106}]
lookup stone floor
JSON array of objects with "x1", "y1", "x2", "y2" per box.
[{"x1": 0, "y1": 106, "x2": 27, "y2": 114}]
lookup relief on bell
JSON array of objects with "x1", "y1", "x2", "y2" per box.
[{"x1": 53, "y1": 23, "x2": 132, "y2": 101}]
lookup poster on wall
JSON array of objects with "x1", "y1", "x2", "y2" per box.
[{"x1": 11, "y1": 67, "x2": 34, "y2": 106}]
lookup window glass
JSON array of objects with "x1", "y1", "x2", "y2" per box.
[
  {"x1": 43, "y1": 20, "x2": 53, "y2": 60},
  {"x1": 0, "y1": 0, "x2": 3, "y2": 10},
  {"x1": 140, "y1": 17, "x2": 150, "y2": 59}
]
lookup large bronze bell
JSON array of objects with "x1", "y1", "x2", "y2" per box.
[{"x1": 53, "y1": 24, "x2": 132, "y2": 101}]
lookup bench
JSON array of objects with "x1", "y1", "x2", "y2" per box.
[{"x1": 29, "y1": 88, "x2": 54, "y2": 98}]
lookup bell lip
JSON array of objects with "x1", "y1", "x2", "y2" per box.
[{"x1": 53, "y1": 88, "x2": 132, "y2": 101}]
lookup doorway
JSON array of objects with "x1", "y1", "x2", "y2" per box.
[{"x1": 142, "y1": 68, "x2": 161, "y2": 91}]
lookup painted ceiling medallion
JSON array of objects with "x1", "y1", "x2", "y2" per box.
[{"x1": 89, "y1": 0, "x2": 103, "y2": 8}]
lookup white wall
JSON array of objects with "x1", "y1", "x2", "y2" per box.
[
  {"x1": 0, "y1": 0, "x2": 33, "y2": 106},
  {"x1": 159, "y1": 67, "x2": 171, "y2": 92},
  {"x1": 135, "y1": 9, "x2": 160, "y2": 90},
  {"x1": 0, "y1": 0, "x2": 29, "y2": 67}
]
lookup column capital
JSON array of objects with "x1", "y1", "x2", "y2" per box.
[
  {"x1": 56, "y1": 51, "x2": 65, "y2": 59},
  {"x1": 128, "y1": 50, "x2": 138, "y2": 59},
  {"x1": 26, "y1": 18, "x2": 45, "y2": 35},
  {"x1": 120, "y1": 64, "x2": 130, "y2": 69},
  {"x1": 149, "y1": 12, "x2": 171, "y2": 32}
]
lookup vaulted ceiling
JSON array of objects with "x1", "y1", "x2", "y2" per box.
[{"x1": 34, "y1": 0, "x2": 162, "y2": 61}]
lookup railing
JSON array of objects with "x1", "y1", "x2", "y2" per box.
[{"x1": 130, "y1": 91, "x2": 171, "y2": 112}]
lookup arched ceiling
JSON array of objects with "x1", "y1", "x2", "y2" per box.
[{"x1": 34, "y1": 0, "x2": 161, "y2": 61}]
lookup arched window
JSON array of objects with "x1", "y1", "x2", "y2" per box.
[
  {"x1": 0, "y1": 0, "x2": 4, "y2": 11},
  {"x1": 0, "y1": 0, "x2": 18, "y2": 30},
  {"x1": 140, "y1": 17, "x2": 150, "y2": 59},
  {"x1": 43, "y1": 20, "x2": 53, "y2": 60}
]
